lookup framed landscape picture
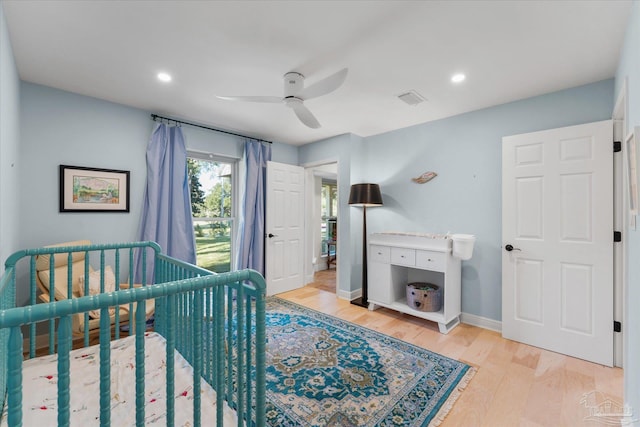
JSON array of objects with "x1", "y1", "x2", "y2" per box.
[{"x1": 59, "y1": 165, "x2": 130, "y2": 212}]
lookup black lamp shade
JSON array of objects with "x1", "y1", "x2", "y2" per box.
[{"x1": 348, "y1": 183, "x2": 383, "y2": 206}]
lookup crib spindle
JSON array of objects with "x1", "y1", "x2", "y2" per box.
[
  {"x1": 99, "y1": 307, "x2": 111, "y2": 427},
  {"x1": 28, "y1": 257, "x2": 37, "y2": 359},
  {"x1": 205, "y1": 287, "x2": 212, "y2": 381},
  {"x1": 254, "y1": 284, "x2": 266, "y2": 427},
  {"x1": 48, "y1": 256, "x2": 56, "y2": 355},
  {"x1": 236, "y1": 283, "x2": 246, "y2": 426},
  {"x1": 192, "y1": 288, "x2": 203, "y2": 427},
  {"x1": 57, "y1": 316, "x2": 72, "y2": 427},
  {"x1": 128, "y1": 248, "x2": 135, "y2": 334},
  {"x1": 225, "y1": 288, "x2": 233, "y2": 405},
  {"x1": 82, "y1": 252, "x2": 91, "y2": 349},
  {"x1": 215, "y1": 284, "x2": 225, "y2": 427},
  {"x1": 135, "y1": 299, "x2": 146, "y2": 427},
  {"x1": 114, "y1": 248, "x2": 121, "y2": 340},
  {"x1": 244, "y1": 292, "x2": 253, "y2": 425},
  {"x1": 165, "y1": 293, "x2": 177, "y2": 427},
  {"x1": 7, "y1": 326, "x2": 23, "y2": 427}
]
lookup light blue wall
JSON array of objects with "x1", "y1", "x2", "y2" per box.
[
  {"x1": 271, "y1": 141, "x2": 298, "y2": 165},
  {"x1": 19, "y1": 82, "x2": 298, "y2": 251},
  {"x1": 20, "y1": 83, "x2": 151, "y2": 248},
  {"x1": 0, "y1": 2, "x2": 21, "y2": 268},
  {"x1": 298, "y1": 81, "x2": 615, "y2": 309},
  {"x1": 361, "y1": 79, "x2": 615, "y2": 321},
  {"x1": 183, "y1": 124, "x2": 298, "y2": 165},
  {"x1": 615, "y1": 1, "x2": 640, "y2": 421}
]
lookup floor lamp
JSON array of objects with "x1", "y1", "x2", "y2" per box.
[{"x1": 349, "y1": 183, "x2": 383, "y2": 307}]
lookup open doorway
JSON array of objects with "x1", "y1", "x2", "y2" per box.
[{"x1": 304, "y1": 162, "x2": 338, "y2": 294}]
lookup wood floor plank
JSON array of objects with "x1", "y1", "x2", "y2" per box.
[
  {"x1": 560, "y1": 369, "x2": 597, "y2": 425},
  {"x1": 481, "y1": 363, "x2": 536, "y2": 426},
  {"x1": 443, "y1": 362, "x2": 502, "y2": 426},
  {"x1": 278, "y1": 271, "x2": 623, "y2": 426},
  {"x1": 521, "y1": 362, "x2": 565, "y2": 426},
  {"x1": 459, "y1": 329, "x2": 502, "y2": 366}
]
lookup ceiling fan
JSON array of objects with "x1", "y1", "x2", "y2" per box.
[{"x1": 216, "y1": 68, "x2": 348, "y2": 129}]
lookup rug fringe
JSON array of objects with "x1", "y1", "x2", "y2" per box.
[{"x1": 429, "y1": 367, "x2": 477, "y2": 427}]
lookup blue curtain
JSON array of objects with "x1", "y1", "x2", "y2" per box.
[
  {"x1": 135, "y1": 123, "x2": 196, "y2": 283},
  {"x1": 235, "y1": 139, "x2": 272, "y2": 274}
]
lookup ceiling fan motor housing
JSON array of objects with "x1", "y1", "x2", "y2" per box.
[{"x1": 284, "y1": 72, "x2": 305, "y2": 97}]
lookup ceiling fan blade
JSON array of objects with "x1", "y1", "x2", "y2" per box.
[
  {"x1": 216, "y1": 95, "x2": 282, "y2": 103},
  {"x1": 298, "y1": 68, "x2": 348, "y2": 100},
  {"x1": 290, "y1": 100, "x2": 321, "y2": 129}
]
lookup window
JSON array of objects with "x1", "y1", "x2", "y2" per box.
[
  {"x1": 320, "y1": 181, "x2": 338, "y2": 255},
  {"x1": 187, "y1": 154, "x2": 237, "y2": 273}
]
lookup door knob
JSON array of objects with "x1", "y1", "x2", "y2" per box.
[
  {"x1": 267, "y1": 233, "x2": 277, "y2": 238},
  {"x1": 505, "y1": 244, "x2": 521, "y2": 252}
]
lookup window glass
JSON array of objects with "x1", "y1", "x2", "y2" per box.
[{"x1": 188, "y1": 157, "x2": 235, "y2": 273}]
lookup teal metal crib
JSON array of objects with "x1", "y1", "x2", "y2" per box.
[{"x1": 0, "y1": 241, "x2": 266, "y2": 427}]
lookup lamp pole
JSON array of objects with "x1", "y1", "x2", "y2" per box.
[
  {"x1": 348, "y1": 183, "x2": 382, "y2": 308},
  {"x1": 360, "y1": 205, "x2": 368, "y2": 305},
  {"x1": 350, "y1": 204, "x2": 370, "y2": 308}
]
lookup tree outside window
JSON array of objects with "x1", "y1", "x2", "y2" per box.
[{"x1": 188, "y1": 157, "x2": 235, "y2": 273}]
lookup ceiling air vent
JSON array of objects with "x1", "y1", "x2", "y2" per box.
[{"x1": 397, "y1": 90, "x2": 426, "y2": 106}]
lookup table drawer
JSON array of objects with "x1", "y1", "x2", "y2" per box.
[
  {"x1": 370, "y1": 245, "x2": 390, "y2": 263},
  {"x1": 415, "y1": 250, "x2": 447, "y2": 272},
  {"x1": 391, "y1": 248, "x2": 416, "y2": 266}
]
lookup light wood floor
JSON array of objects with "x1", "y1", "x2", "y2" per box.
[{"x1": 280, "y1": 270, "x2": 624, "y2": 427}]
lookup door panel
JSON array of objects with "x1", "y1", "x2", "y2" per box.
[
  {"x1": 266, "y1": 161, "x2": 305, "y2": 296},
  {"x1": 560, "y1": 173, "x2": 592, "y2": 241},
  {"x1": 560, "y1": 263, "x2": 593, "y2": 334},
  {"x1": 502, "y1": 120, "x2": 613, "y2": 366},
  {"x1": 514, "y1": 258, "x2": 543, "y2": 324},
  {"x1": 516, "y1": 177, "x2": 544, "y2": 239}
]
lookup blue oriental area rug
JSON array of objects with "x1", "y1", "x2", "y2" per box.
[{"x1": 264, "y1": 298, "x2": 475, "y2": 427}]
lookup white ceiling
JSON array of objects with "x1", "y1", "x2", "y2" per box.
[{"x1": 3, "y1": 0, "x2": 632, "y2": 146}]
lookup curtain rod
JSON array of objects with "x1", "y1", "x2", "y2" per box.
[{"x1": 150, "y1": 114, "x2": 273, "y2": 144}]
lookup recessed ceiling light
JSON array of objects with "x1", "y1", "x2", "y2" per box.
[
  {"x1": 157, "y1": 72, "x2": 172, "y2": 82},
  {"x1": 451, "y1": 73, "x2": 466, "y2": 83}
]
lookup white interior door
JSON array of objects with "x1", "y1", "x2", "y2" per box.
[
  {"x1": 502, "y1": 120, "x2": 613, "y2": 366},
  {"x1": 266, "y1": 161, "x2": 304, "y2": 296}
]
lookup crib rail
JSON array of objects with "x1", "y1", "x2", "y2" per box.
[
  {"x1": 5, "y1": 241, "x2": 161, "y2": 355},
  {"x1": 152, "y1": 253, "x2": 267, "y2": 427},
  {"x1": 0, "y1": 242, "x2": 266, "y2": 427}
]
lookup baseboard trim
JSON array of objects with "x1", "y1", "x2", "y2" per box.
[
  {"x1": 336, "y1": 288, "x2": 361, "y2": 301},
  {"x1": 461, "y1": 312, "x2": 502, "y2": 333}
]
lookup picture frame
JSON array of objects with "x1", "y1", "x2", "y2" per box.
[
  {"x1": 625, "y1": 130, "x2": 639, "y2": 217},
  {"x1": 59, "y1": 165, "x2": 130, "y2": 212}
]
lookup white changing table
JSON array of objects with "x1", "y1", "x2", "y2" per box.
[{"x1": 367, "y1": 232, "x2": 461, "y2": 334}]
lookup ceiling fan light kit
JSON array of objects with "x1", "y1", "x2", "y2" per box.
[{"x1": 216, "y1": 68, "x2": 348, "y2": 129}]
